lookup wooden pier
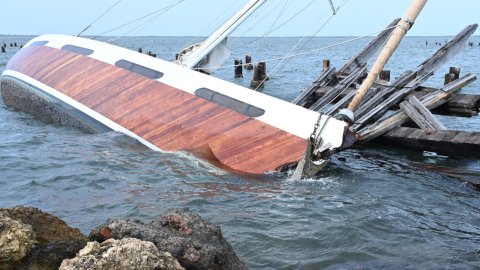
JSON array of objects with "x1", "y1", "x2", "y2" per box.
[{"x1": 291, "y1": 22, "x2": 480, "y2": 161}]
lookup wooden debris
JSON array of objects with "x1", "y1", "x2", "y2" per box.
[
  {"x1": 399, "y1": 96, "x2": 446, "y2": 130},
  {"x1": 357, "y1": 73, "x2": 477, "y2": 141}
]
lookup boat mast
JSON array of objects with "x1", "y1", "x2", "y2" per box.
[
  {"x1": 182, "y1": 0, "x2": 267, "y2": 69},
  {"x1": 337, "y1": 0, "x2": 429, "y2": 124}
]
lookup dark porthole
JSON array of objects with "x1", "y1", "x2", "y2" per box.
[
  {"x1": 195, "y1": 88, "x2": 265, "y2": 118},
  {"x1": 29, "y1": 41, "x2": 49, "y2": 47},
  {"x1": 61, "y1": 45, "x2": 94, "y2": 56},
  {"x1": 115, "y1": 60, "x2": 164, "y2": 80}
]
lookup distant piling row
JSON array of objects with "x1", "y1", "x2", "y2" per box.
[
  {"x1": 1, "y1": 41, "x2": 23, "y2": 53},
  {"x1": 136, "y1": 47, "x2": 156, "y2": 58}
]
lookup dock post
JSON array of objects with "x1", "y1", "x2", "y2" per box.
[
  {"x1": 379, "y1": 70, "x2": 391, "y2": 81},
  {"x1": 234, "y1": 60, "x2": 243, "y2": 78},
  {"x1": 146, "y1": 51, "x2": 156, "y2": 57},
  {"x1": 138, "y1": 48, "x2": 142, "y2": 53},
  {"x1": 323, "y1": 60, "x2": 330, "y2": 70},
  {"x1": 444, "y1": 74, "x2": 455, "y2": 85},
  {"x1": 10, "y1": 42, "x2": 13, "y2": 47},
  {"x1": 449, "y1": 66, "x2": 461, "y2": 80},
  {"x1": 14, "y1": 42, "x2": 17, "y2": 47},
  {"x1": 175, "y1": 54, "x2": 179, "y2": 60},
  {"x1": 245, "y1": 55, "x2": 253, "y2": 70},
  {"x1": 20, "y1": 45, "x2": 23, "y2": 49},
  {"x1": 1, "y1": 46, "x2": 5, "y2": 53},
  {"x1": 251, "y1": 65, "x2": 264, "y2": 89}
]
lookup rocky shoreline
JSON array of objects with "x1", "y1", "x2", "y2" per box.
[{"x1": 0, "y1": 206, "x2": 248, "y2": 270}]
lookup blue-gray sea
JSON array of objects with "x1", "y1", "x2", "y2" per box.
[{"x1": 1, "y1": 35, "x2": 480, "y2": 269}]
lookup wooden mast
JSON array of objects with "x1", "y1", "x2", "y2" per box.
[{"x1": 338, "y1": 0, "x2": 429, "y2": 124}]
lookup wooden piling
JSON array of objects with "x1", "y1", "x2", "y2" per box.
[
  {"x1": 138, "y1": 48, "x2": 142, "y2": 53},
  {"x1": 1, "y1": 46, "x2": 5, "y2": 53},
  {"x1": 145, "y1": 51, "x2": 156, "y2": 58},
  {"x1": 175, "y1": 53, "x2": 179, "y2": 60},
  {"x1": 250, "y1": 65, "x2": 264, "y2": 88},
  {"x1": 258, "y1": 61, "x2": 269, "y2": 81},
  {"x1": 379, "y1": 70, "x2": 390, "y2": 81},
  {"x1": 9, "y1": 42, "x2": 13, "y2": 47},
  {"x1": 20, "y1": 45, "x2": 23, "y2": 49},
  {"x1": 14, "y1": 42, "x2": 17, "y2": 47},
  {"x1": 245, "y1": 55, "x2": 253, "y2": 70},
  {"x1": 449, "y1": 66, "x2": 461, "y2": 80},
  {"x1": 234, "y1": 60, "x2": 243, "y2": 78},
  {"x1": 444, "y1": 74, "x2": 455, "y2": 85},
  {"x1": 323, "y1": 60, "x2": 330, "y2": 70}
]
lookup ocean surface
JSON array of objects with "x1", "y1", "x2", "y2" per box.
[{"x1": 1, "y1": 35, "x2": 480, "y2": 269}]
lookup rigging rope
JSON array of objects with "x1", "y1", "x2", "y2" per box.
[
  {"x1": 231, "y1": 0, "x2": 316, "y2": 49},
  {"x1": 192, "y1": 25, "x2": 397, "y2": 71},
  {"x1": 106, "y1": 0, "x2": 185, "y2": 44},
  {"x1": 77, "y1": 0, "x2": 122, "y2": 37},
  {"x1": 91, "y1": 5, "x2": 181, "y2": 40},
  {"x1": 255, "y1": 0, "x2": 348, "y2": 91}
]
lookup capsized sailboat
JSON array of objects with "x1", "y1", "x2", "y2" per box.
[{"x1": 0, "y1": 0, "x2": 427, "y2": 177}]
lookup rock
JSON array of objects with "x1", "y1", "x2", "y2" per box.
[
  {"x1": 59, "y1": 238, "x2": 185, "y2": 270},
  {"x1": 0, "y1": 206, "x2": 88, "y2": 245},
  {"x1": 0, "y1": 212, "x2": 36, "y2": 270},
  {"x1": 12, "y1": 241, "x2": 83, "y2": 270},
  {"x1": 89, "y1": 207, "x2": 249, "y2": 270}
]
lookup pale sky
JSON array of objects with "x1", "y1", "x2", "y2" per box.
[{"x1": 1, "y1": 0, "x2": 478, "y2": 37}]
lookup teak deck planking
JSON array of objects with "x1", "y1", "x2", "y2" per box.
[{"x1": 5, "y1": 45, "x2": 307, "y2": 174}]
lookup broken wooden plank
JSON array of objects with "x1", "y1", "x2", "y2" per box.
[
  {"x1": 354, "y1": 70, "x2": 415, "y2": 119},
  {"x1": 337, "y1": 18, "x2": 401, "y2": 74},
  {"x1": 400, "y1": 96, "x2": 446, "y2": 130},
  {"x1": 357, "y1": 73, "x2": 477, "y2": 141},
  {"x1": 353, "y1": 71, "x2": 434, "y2": 130},
  {"x1": 292, "y1": 67, "x2": 335, "y2": 105}
]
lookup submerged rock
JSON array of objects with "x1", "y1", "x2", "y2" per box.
[
  {"x1": 0, "y1": 206, "x2": 88, "y2": 245},
  {"x1": 0, "y1": 212, "x2": 36, "y2": 270},
  {"x1": 89, "y1": 207, "x2": 248, "y2": 270},
  {"x1": 13, "y1": 241, "x2": 83, "y2": 270},
  {"x1": 59, "y1": 238, "x2": 185, "y2": 270}
]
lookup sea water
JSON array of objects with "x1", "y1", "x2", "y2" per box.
[{"x1": 1, "y1": 35, "x2": 479, "y2": 269}]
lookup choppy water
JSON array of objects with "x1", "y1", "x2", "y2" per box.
[{"x1": 1, "y1": 35, "x2": 480, "y2": 269}]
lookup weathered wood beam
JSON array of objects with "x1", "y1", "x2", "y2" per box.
[
  {"x1": 292, "y1": 67, "x2": 335, "y2": 105},
  {"x1": 357, "y1": 73, "x2": 477, "y2": 141},
  {"x1": 400, "y1": 96, "x2": 447, "y2": 130},
  {"x1": 353, "y1": 70, "x2": 416, "y2": 119},
  {"x1": 352, "y1": 71, "x2": 434, "y2": 130}
]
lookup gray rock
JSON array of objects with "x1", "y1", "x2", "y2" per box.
[
  {"x1": 13, "y1": 241, "x2": 83, "y2": 270},
  {"x1": 0, "y1": 212, "x2": 36, "y2": 270},
  {"x1": 59, "y1": 238, "x2": 185, "y2": 270},
  {"x1": 89, "y1": 207, "x2": 249, "y2": 270}
]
